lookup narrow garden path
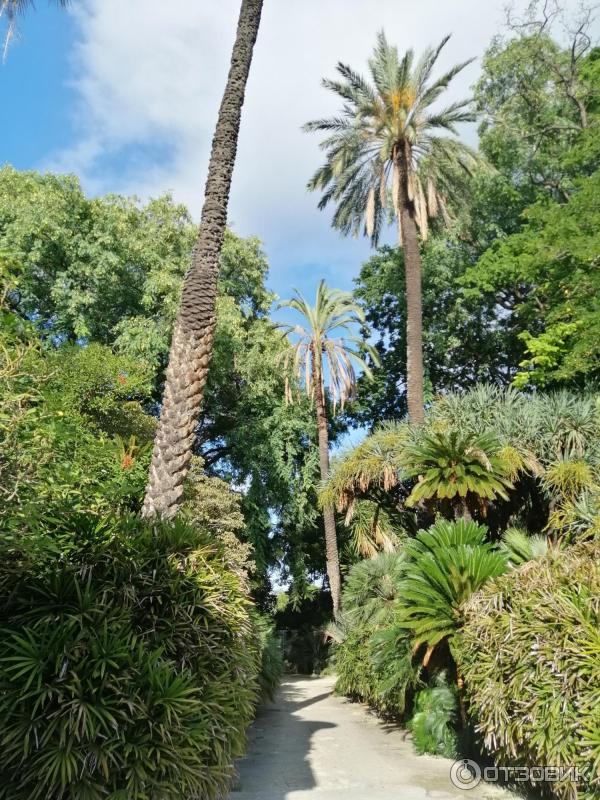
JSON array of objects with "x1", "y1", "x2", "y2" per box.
[{"x1": 230, "y1": 675, "x2": 515, "y2": 800}]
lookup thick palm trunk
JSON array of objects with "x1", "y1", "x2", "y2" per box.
[
  {"x1": 313, "y1": 351, "x2": 342, "y2": 617},
  {"x1": 142, "y1": 0, "x2": 263, "y2": 518},
  {"x1": 395, "y1": 145, "x2": 424, "y2": 424}
]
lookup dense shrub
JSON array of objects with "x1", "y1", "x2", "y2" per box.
[
  {"x1": 334, "y1": 623, "x2": 416, "y2": 717},
  {"x1": 457, "y1": 541, "x2": 600, "y2": 800},
  {"x1": 331, "y1": 553, "x2": 419, "y2": 717},
  {"x1": 253, "y1": 614, "x2": 284, "y2": 700},
  {"x1": 0, "y1": 513, "x2": 260, "y2": 800}
]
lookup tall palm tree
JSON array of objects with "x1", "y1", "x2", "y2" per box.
[
  {"x1": 3, "y1": 0, "x2": 264, "y2": 518},
  {"x1": 305, "y1": 32, "x2": 480, "y2": 422},
  {"x1": 142, "y1": 0, "x2": 263, "y2": 518},
  {"x1": 278, "y1": 280, "x2": 378, "y2": 616}
]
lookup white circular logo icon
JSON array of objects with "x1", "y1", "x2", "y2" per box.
[{"x1": 450, "y1": 758, "x2": 482, "y2": 790}]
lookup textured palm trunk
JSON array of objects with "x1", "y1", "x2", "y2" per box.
[
  {"x1": 142, "y1": 0, "x2": 263, "y2": 518},
  {"x1": 312, "y1": 345, "x2": 342, "y2": 618},
  {"x1": 395, "y1": 144, "x2": 424, "y2": 423}
]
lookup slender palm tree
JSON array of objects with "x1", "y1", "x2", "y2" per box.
[
  {"x1": 142, "y1": 0, "x2": 263, "y2": 518},
  {"x1": 278, "y1": 280, "x2": 378, "y2": 616},
  {"x1": 305, "y1": 32, "x2": 480, "y2": 422}
]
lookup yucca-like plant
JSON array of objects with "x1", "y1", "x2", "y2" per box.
[
  {"x1": 458, "y1": 540, "x2": 600, "y2": 800},
  {"x1": 544, "y1": 458, "x2": 595, "y2": 501},
  {"x1": 428, "y1": 386, "x2": 600, "y2": 469},
  {"x1": 0, "y1": 512, "x2": 260, "y2": 799},
  {"x1": 543, "y1": 457, "x2": 599, "y2": 542},
  {"x1": 396, "y1": 519, "x2": 507, "y2": 662},
  {"x1": 402, "y1": 429, "x2": 514, "y2": 517},
  {"x1": 320, "y1": 421, "x2": 409, "y2": 516},
  {"x1": 499, "y1": 527, "x2": 550, "y2": 567},
  {"x1": 539, "y1": 391, "x2": 599, "y2": 461},
  {"x1": 549, "y1": 487, "x2": 600, "y2": 542}
]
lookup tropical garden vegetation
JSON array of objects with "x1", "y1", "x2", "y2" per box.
[{"x1": 1, "y1": 0, "x2": 599, "y2": 797}]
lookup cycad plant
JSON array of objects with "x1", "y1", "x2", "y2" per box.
[
  {"x1": 278, "y1": 280, "x2": 378, "y2": 615},
  {"x1": 305, "y1": 32, "x2": 480, "y2": 421},
  {"x1": 397, "y1": 519, "x2": 507, "y2": 665},
  {"x1": 403, "y1": 429, "x2": 514, "y2": 518},
  {"x1": 499, "y1": 527, "x2": 550, "y2": 567}
]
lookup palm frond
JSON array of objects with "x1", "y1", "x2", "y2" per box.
[
  {"x1": 277, "y1": 282, "x2": 380, "y2": 414},
  {"x1": 305, "y1": 30, "x2": 482, "y2": 244}
]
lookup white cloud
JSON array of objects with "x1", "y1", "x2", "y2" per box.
[{"x1": 49, "y1": 0, "x2": 590, "y2": 297}]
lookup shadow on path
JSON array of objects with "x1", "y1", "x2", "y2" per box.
[
  {"x1": 230, "y1": 677, "x2": 336, "y2": 799},
  {"x1": 230, "y1": 674, "x2": 517, "y2": 800}
]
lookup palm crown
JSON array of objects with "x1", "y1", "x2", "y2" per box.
[
  {"x1": 305, "y1": 32, "x2": 480, "y2": 245},
  {"x1": 278, "y1": 279, "x2": 378, "y2": 412}
]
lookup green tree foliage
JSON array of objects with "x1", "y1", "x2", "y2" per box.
[
  {"x1": 457, "y1": 540, "x2": 600, "y2": 800},
  {"x1": 0, "y1": 313, "x2": 154, "y2": 536},
  {"x1": 475, "y1": 14, "x2": 599, "y2": 197},
  {"x1": 458, "y1": 18, "x2": 600, "y2": 392},
  {"x1": 351, "y1": 239, "x2": 520, "y2": 420},
  {"x1": 0, "y1": 168, "x2": 324, "y2": 596},
  {"x1": 0, "y1": 513, "x2": 260, "y2": 799},
  {"x1": 465, "y1": 170, "x2": 600, "y2": 387},
  {"x1": 0, "y1": 168, "x2": 193, "y2": 343}
]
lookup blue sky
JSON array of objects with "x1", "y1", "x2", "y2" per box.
[
  {"x1": 1, "y1": 7, "x2": 77, "y2": 167},
  {"x1": 1, "y1": 0, "x2": 590, "y2": 307}
]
